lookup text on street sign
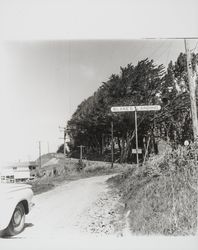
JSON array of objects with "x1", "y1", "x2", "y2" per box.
[
  {"x1": 111, "y1": 105, "x2": 161, "y2": 112},
  {"x1": 111, "y1": 106, "x2": 135, "y2": 112}
]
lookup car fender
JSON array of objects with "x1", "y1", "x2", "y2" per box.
[{"x1": 0, "y1": 187, "x2": 33, "y2": 231}]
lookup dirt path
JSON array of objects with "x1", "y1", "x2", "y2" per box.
[{"x1": 18, "y1": 175, "x2": 125, "y2": 239}]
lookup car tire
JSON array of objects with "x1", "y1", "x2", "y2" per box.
[{"x1": 4, "y1": 203, "x2": 25, "y2": 236}]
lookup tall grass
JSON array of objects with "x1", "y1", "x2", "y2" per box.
[{"x1": 109, "y1": 144, "x2": 198, "y2": 235}]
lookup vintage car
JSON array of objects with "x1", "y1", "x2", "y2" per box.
[{"x1": 0, "y1": 183, "x2": 34, "y2": 236}]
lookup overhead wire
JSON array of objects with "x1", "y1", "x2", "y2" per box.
[
  {"x1": 131, "y1": 41, "x2": 147, "y2": 64},
  {"x1": 68, "y1": 40, "x2": 71, "y2": 120},
  {"x1": 165, "y1": 41, "x2": 173, "y2": 66},
  {"x1": 148, "y1": 40, "x2": 166, "y2": 61},
  {"x1": 191, "y1": 40, "x2": 198, "y2": 53}
]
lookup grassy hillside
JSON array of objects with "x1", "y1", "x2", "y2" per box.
[
  {"x1": 36, "y1": 153, "x2": 58, "y2": 166},
  {"x1": 30, "y1": 155, "x2": 129, "y2": 195},
  {"x1": 108, "y1": 145, "x2": 198, "y2": 235}
]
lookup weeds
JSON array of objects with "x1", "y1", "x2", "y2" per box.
[{"x1": 109, "y1": 144, "x2": 198, "y2": 235}]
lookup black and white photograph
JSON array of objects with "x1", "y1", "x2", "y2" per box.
[{"x1": 0, "y1": 1, "x2": 198, "y2": 250}]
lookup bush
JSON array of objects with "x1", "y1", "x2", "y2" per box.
[
  {"x1": 84, "y1": 165, "x2": 105, "y2": 173},
  {"x1": 83, "y1": 160, "x2": 124, "y2": 175},
  {"x1": 110, "y1": 144, "x2": 198, "y2": 235},
  {"x1": 75, "y1": 160, "x2": 86, "y2": 172}
]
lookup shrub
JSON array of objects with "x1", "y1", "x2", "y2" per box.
[
  {"x1": 75, "y1": 160, "x2": 86, "y2": 172},
  {"x1": 110, "y1": 144, "x2": 198, "y2": 235},
  {"x1": 84, "y1": 164, "x2": 107, "y2": 174}
]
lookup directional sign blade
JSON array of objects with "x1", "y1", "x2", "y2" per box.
[
  {"x1": 136, "y1": 105, "x2": 161, "y2": 111},
  {"x1": 111, "y1": 106, "x2": 135, "y2": 112},
  {"x1": 111, "y1": 105, "x2": 161, "y2": 112}
]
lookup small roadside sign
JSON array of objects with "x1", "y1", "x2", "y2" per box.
[{"x1": 132, "y1": 148, "x2": 142, "y2": 154}]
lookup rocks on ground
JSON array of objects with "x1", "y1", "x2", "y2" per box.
[{"x1": 75, "y1": 189, "x2": 125, "y2": 236}]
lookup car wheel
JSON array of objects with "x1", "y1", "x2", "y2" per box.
[{"x1": 4, "y1": 203, "x2": 25, "y2": 236}]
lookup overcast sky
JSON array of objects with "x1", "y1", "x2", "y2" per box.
[
  {"x1": 0, "y1": 0, "x2": 198, "y2": 167},
  {"x1": 0, "y1": 39, "x2": 198, "y2": 165}
]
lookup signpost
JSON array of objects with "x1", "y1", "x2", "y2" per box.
[
  {"x1": 111, "y1": 105, "x2": 161, "y2": 165},
  {"x1": 134, "y1": 107, "x2": 139, "y2": 164},
  {"x1": 111, "y1": 121, "x2": 114, "y2": 168}
]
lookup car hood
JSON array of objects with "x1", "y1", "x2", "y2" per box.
[{"x1": 0, "y1": 183, "x2": 32, "y2": 194}]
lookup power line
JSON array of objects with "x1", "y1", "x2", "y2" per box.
[
  {"x1": 165, "y1": 41, "x2": 173, "y2": 66},
  {"x1": 192, "y1": 41, "x2": 198, "y2": 53},
  {"x1": 131, "y1": 42, "x2": 147, "y2": 64},
  {"x1": 148, "y1": 40, "x2": 166, "y2": 60},
  {"x1": 36, "y1": 141, "x2": 42, "y2": 168},
  {"x1": 156, "y1": 41, "x2": 173, "y2": 66}
]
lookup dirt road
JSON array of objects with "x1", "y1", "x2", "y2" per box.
[{"x1": 18, "y1": 175, "x2": 124, "y2": 239}]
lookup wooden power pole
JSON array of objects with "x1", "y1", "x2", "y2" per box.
[
  {"x1": 134, "y1": 108, "x2": 139, "y2": 166},
  {"x1": 111, "y1": 121, "x2": 114, "y2": 168},
  {"x1": 38, "y1": 141, "x2": 42, "y2": 168},
  {"x1": 184, "y1": 39, "x2": 198, "y2": 142},
  {"x1": 59, "y1": 126, "x2": 67, "y2": 157},
  {"x1": 78, "y1": 145, "x2": 85, "y2": 164},
  {"x1": 63, "y1": 128, "x2": 66, "y2": 156}
]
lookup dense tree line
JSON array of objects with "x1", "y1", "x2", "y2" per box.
[{"x1": 61, "y1": 53, "x2": 198, "y2": 163}]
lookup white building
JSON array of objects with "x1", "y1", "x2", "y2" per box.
[
  {"x1": 0, "y1": 169, "x2": 15, "y2": 183},
  {"x1": 0, "y1": 162, "x2": 35, "y2": 183}
]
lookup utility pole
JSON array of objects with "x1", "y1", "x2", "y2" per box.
[
  {"x1": 47, "y1": 142, "x2": 50, "y2": 153},
  {"x1": 101, "y1": 133, "x2": 104, "y2": 155},
  {"x1": 184, "y1": 39, "x2": 198, "y2": 142},
  {"x1": 111, "y1": 121, "x2": 114, "y2": 168},
  {"x1": 134, "y1": 108, "x2": 139, "y2": 166},
  {"x1": 38, "y1": 141, "x2": 42, "y2": 168},
  {"x1": 59, "y1": 125, "x2": 67, "y2": 156},
  {"x1": 78, "y1": 145, "x2": 85, "y2": 164},
  {"x1": 64, "y1": 128, "x2": 66, "y2": 156}
]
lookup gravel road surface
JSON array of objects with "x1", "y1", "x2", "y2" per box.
[{"x1": 18, "y1": 175, "x2": 124, "y2": 239}]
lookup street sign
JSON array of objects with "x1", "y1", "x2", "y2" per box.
[
  {"x1": 111, "y1": 106, "x2": 135, "y2": 112},
  {"x1": 136, "y1": 105, "x2": 161, "y2": 111},
  {"x1": 111, "y1": 105, "x2": 161, "y2": 112},
  {"x1": 111, "y1": 104, "x2": 161, "y2": 166}
]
